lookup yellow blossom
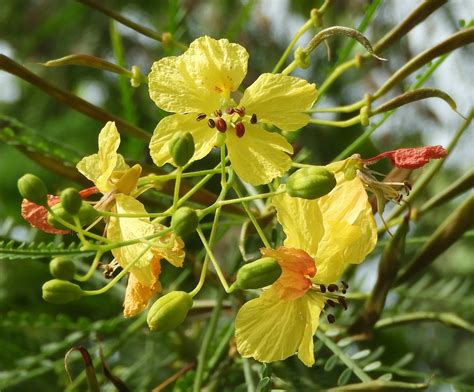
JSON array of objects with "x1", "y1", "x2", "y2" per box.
[
  {"x1": 148, "y1": 36, "x2": 318, "y2": 185},
  {"x1": 76, "y1": 122, "x2": 185, "y2": 317},
  {"x1": 235, "y1": 175, "x2": 377, "y2": 366}
]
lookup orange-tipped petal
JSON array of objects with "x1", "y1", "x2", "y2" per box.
[
  {"x1": 262, "y1": 247, "x2": 316, "y2": 300},
  {"x1": 21, "y1": 195, "x2": 69, "y2": 235}
]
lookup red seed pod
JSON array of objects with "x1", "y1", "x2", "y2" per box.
[
  {"x1": 363, "y1": 145, "x2": 447, "y2": 169},
  {"x1": 235, "y1": 122, "x2": 245, "y2": 138},
  {"x1": 215, "y1": 118, "x2": 227, "y2": 132}
]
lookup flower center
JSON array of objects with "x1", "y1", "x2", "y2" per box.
[
  {"x1": 312, "y1": 280, "x2": 349, "y2": 324},
  {"x1": 195, "y1": 106, "x2": 258, "y2": 138}
]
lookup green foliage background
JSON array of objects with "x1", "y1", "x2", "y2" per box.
[{"x1": 0, "y1": 1, "x2": 473, "y2": 391}]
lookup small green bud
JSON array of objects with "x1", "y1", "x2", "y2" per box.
[
  {"x1": 171, "y1": 207, "x2": 199, "y2": 237},
  {"x1": 147, "y1": 291, "x2": 193, "y2": 331},
  {"x1": 49, "y1": 257, "x2": 76, "y2": 280},
  {"x1": 42, "y1": 279, "x2": 83, "y2": 304},
  {"x1": 60, "y1": 187, "x2": 82, "y2": 215},
  {"x1": 48, "y1": 202, "x2": 99, "y2": 230},
  {"x1": 235, "y1": 257, "x2": 282, "y2": 290},
  {"x1": 286, "y1": 166, "x2": 337, "y2": 200},
  {"x1": 17, "y1": 174, "x2": 48, "y2": 206},
  {"x1": 169, "y1": 132, "x2": 195, "y2": 167}
]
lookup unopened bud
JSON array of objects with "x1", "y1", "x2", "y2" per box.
[
  {"x1": 49, "y1": 256, "x2": 76, "y2": 281},
  {"x1": 147, "y1": 291, "x2": 193, "y2": 331},
  {"x1": 235, "y1": 257, "x2": 282, "y2": 290},
  {"x1": 286, "y1": 167, "x2": 336, "y2": 199},
  {"x1": 42, "y1": 279, "x2": 83, "y2": 304},
  {"x1": 48, "y1": 202, "x2": 99, "y2": 230},
  {"x1": 169, "y1": 132, "x2": 195, "y2": 167},
  {"x1": 60, "y1": 188, "x2": 82, "y2": 215},
  {"x1": 171, "y1": 207, "x2": 199, "y2": 237},
  {"x1": 17, "y1": 174, "x2": 48, "y2": 206}
]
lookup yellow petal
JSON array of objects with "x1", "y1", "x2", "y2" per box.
[
  {"x1": 149, "y1": 114, "x2": 218, "y2": 167},
  {"x1": 107, "y1": 194, "x2": 155, "y2": 286},
  {"x1": 151, "y1": 223, "x2": 186, "y2": 268},
  {"x1": 148, "y1": 37, "x2": 248, "y2": 114},
  {"x1": 315, "y1": 178, "x2": 377, "y2": 283},
  {"x1": 235, "y1": 288, "x2": 305, "y2": 363},
  {"x1": 186, "y1": 36, "x2": 248, "y2": 98},
  {"x1": 149, "y1": 56, "x2": 218, "y2": 114},
  {"x1": 272, "y1": 192, "x2": 324, "y2": 259},
  {"x1": 240, "y1": 73, "x2": 317, "y2": 131},
  {"x1": 123, "y1": 258, "x2": 162, "y2": 318},
  {"x1": 112, "y1": 164, "x2": 142, "y2": 195},
  {"x1": 76, "y1": 121, "x2": 125, "y2": 193},
  {"x1": 226, "y1": 123, "x2": 293, "y2": 185},
  {"x1": 235, "y1": 287, "x2": 324, "y2": 365},
  {"x1": 297, "y1": 292, "x2": 325, "y2": 367}
]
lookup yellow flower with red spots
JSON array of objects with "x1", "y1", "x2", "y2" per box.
[{"x1": 148, "y1": 36, "x2": 317, "y2": 185}]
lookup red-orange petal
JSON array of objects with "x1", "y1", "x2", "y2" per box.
[
  {"x1": 21, "y1": 195, "x2": 69, "y2": 235},
  {"x1": 261, "y1": 247, "x2": 316, "y2": 301},
  {"x1": 363, "y1": 145, "x2": 447, "y2": 169}
]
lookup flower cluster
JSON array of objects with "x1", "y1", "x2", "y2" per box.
[{"x1": 18, "y1": 36, "x2": 447, "y2": 367}]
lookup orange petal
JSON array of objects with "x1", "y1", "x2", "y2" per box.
[
  {"x1": 262, "y1": 247, "x2": 316, "y2": 300},
  {"x1": 21, "y1": 195, "x2": 69, "y2": 235},
  {"x1": 123, "y1": 258, "x2": 162, "y2": 317}
]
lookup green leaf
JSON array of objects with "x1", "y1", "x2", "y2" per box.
[
  {"x1": 0, "y1": 240, "x2": 93, "y2": 260},
  {"x1": 337, "y1": 368, "x2": 353, "y2": 386}
]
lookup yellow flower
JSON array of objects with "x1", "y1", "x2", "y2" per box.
[
  {"x1": 235, "y1": 176, "x2": 377, "y2": 366},
  {"x1": 148, "y1": 36, "x2": 318, "y2": 185},
  {"x1": 76, "y1": 122, "x2": 185, "y2": 317}
]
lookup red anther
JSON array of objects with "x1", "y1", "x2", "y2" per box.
[
  {"x1": 328, "y1": 284, "x2": 339, "y2": 292},
  {"x1": 225, "y1": 107, "x2": 235, "y2": 115},
  {"x1": 214, "y1": 109, "x2": 222, "y2": 117},
  {"x1": 234, "y1": 107, "x2": 246, "y2": 116},
  {"x1": 363, "y1": 145, "x2": 448, "y2": 169},
  {"x1": 326, "y1": 299, "x2": 336, "y2": 307},
  {"x1": 207, "y1": 118, "x2": 216, "y2": 128},
  {"x1": 215, "y1": 118, "x2": 227, "y2": 132},
  {"x1": 319, "y1": 284, "x2": 327, "y2": 293},
  {"x1": 327, "y1": 314, "x2": 336, "y2": 323},
  {"x1": 250, "y1": 113, "x2": 257, "y2": 124},
  {"x1": 196, "y1": 113, "x2": 206, "y2": 121},
  {"x1": 235, "y1": 122, "x2": 245, "y2": 138}
]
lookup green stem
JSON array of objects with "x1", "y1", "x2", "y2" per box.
[
  {"x1": 99, "y1": 227, "x2": 172, "y2": 252},
  {"x1": 272, "y1": 18, "x2": 314, "y2": 74},
  {"x1": 315, "y1": 330, "x2": 372, "y2": 383},
  {"x1": 83, "y1": 244, "x2": 151, "y2": 296},
  {"x1": 173, "y1": 166, "x2": 183, "y2": 211},
  {"x1": 308, "y1": 114, "x2": 361, "y2": 128},
  {"x1": 74, "y1": 250, "x2": 103, "y2": 282},
  {"x1": 138, "y1": 168, "x2": 223, "y2": 185},
  {"x1": 233, "y1": 184, "x2": 272, "y2": 249},
  {"x1": 242, "y1": 358, "x2": 256, "y2": 392},
  {"x1": 193, "y1": 291, "x2": 225, "y2": 392},
  {"x1": 196, "y1": 227, "x2": 232, "y2": 293}
]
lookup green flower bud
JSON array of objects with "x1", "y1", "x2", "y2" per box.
[
  {"x1": 49, "y1": 256, "x2": 76, "y2": 280},
  {"x1": 169, "y1": 132, "x2": 195, "y2": 167},
  {"x1": 60, "y1": 187, "x2": 82, "y2": 215},
  {"x1": 147, "y1": 291, "x2": 193, "y2": 331},
  {"x1": 17, "y1": 174, "x2": 48, "y2": 206},
  {"x1": 171, "y1": 207, "x2": 199, "y2": 237},
  {"x1": 42, "y1": 279, "x2": 83, "y2": 304},
  {"x1": 48, "y1": 201, "x2": 99, "y2": 230},
  {"x1": 235, "y1": 257, "x2": 282, "y2": 290},
  {"x1": 286, "y1": 166, "x2": 337, "y2": 200}
]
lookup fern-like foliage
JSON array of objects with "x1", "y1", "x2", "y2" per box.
[{"x1": 0, "y1": 240, "x2": 94, "y2": 260}]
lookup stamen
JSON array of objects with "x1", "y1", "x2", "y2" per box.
[
  {"x1": 214, "y1": 109, "x2": 222, "y2": 117},
  {"x1": 341, "y1": 280, "x2": 349, "y2": 289},
  {"x1": 234, "y1": 107, "x2": 245, "y2": 116},
  {"x1": 319, "y1": 284, "x2": 327, "y2": 293},
  {"x1": 250, "y1": 113, "x2": 257, "y2": 124},
  {"x1": 196, "y1": 113, "x2": 206, "y2": 121},
  {"x1": 327, "y1": 314, "x2": 336, "y2": 323},
  {"x1": 326, "y1": 299, "x2": 336, "y2": 307},
  {"x1": 216, "y1": 118, "x2": 227, "y2": 133},
  {"x1": 338, "y1": 296, "x2": 348, "y2": 310},
  {"x1": 225, "y1": 107, "x2": 235, "y2": 115},
  {"x1": 207, "y1": 118, "x2": 216, "y2": 128},
  {"x1": 328, "y1": 284, "x2": 339, "y2": 292},
  {"x1": 235, "y1": 122, "x2": 245, "y2": 138}
]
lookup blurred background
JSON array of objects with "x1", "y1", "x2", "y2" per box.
[{"x1": 0, "y1": 1, "x2": 473, "y2": 391}]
